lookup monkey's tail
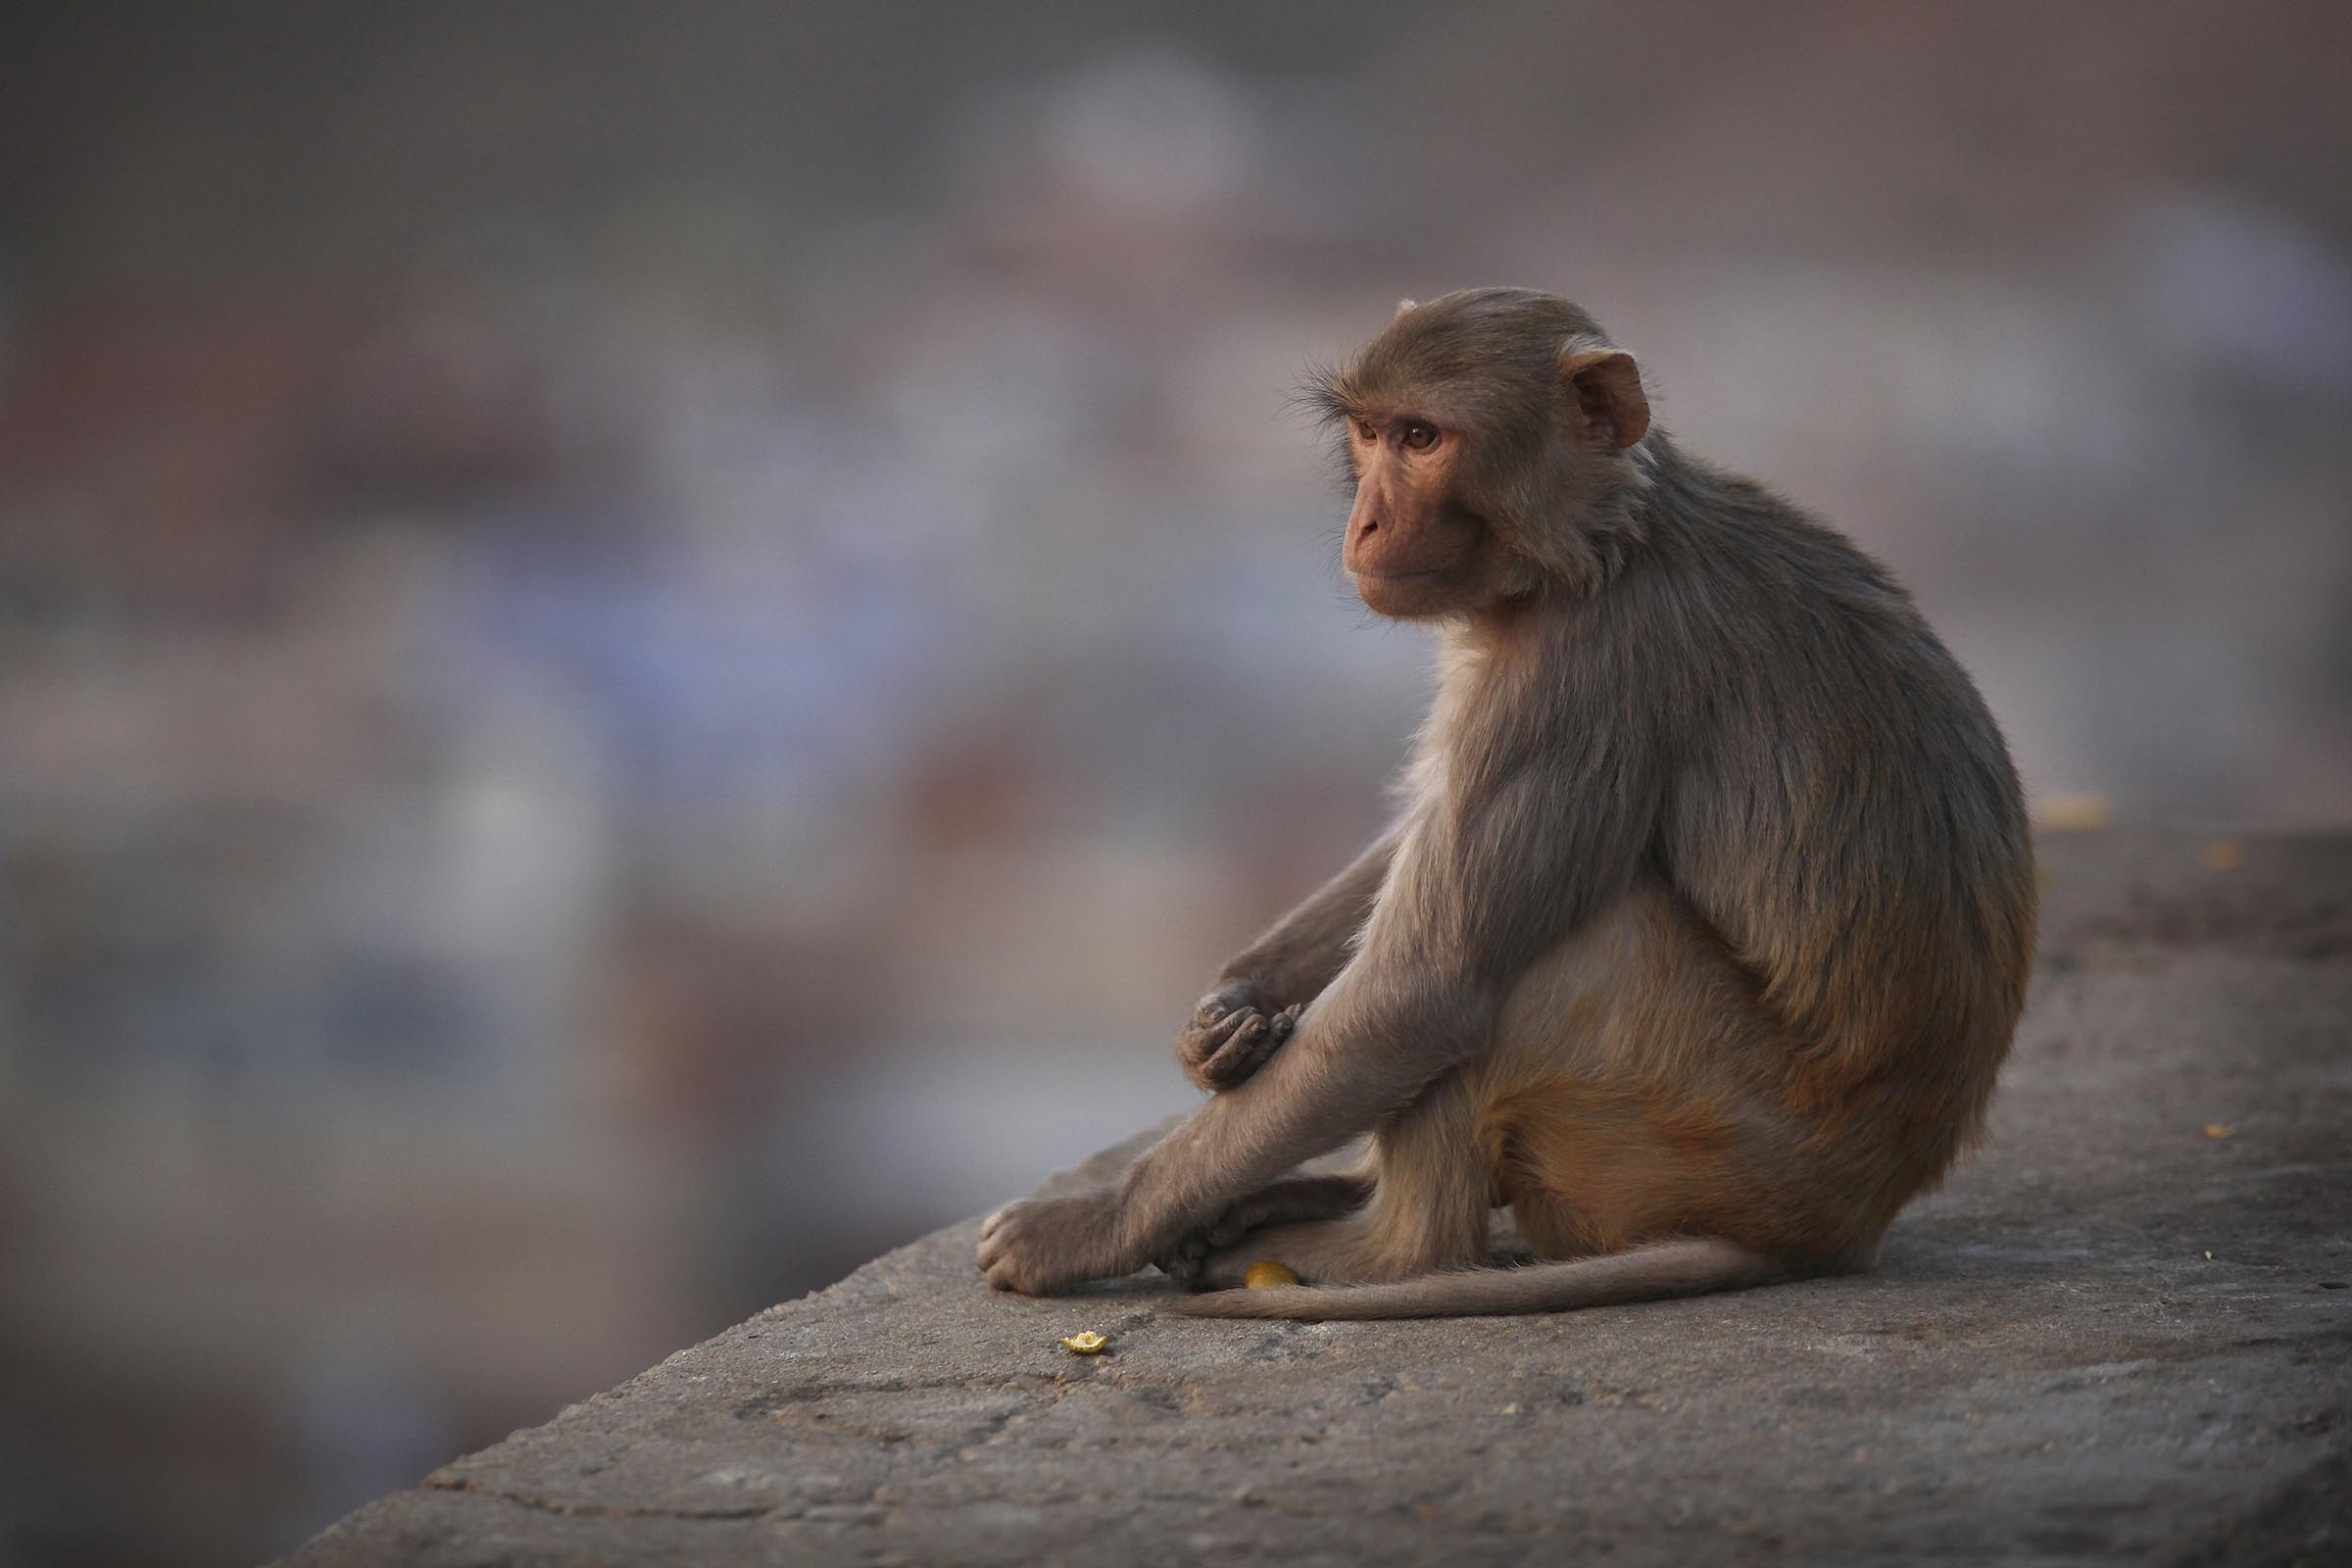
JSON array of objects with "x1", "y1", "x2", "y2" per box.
[{"x1": 1163, "y1": 1238, "x2": 1792, "y2": 1320}]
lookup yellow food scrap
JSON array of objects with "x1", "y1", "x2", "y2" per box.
[
  {"x1": 1244, "y1": 1261, "x2": 1301, "y2": 1290},
  {"x1": 2034, "y1": 792, "x2": 2113, "y2": 832},
  {"x1": 2202, "y1": 838, "x2": 2243, "y2": 872},
  {"x1": 1058, "y1": 1331, "x2": 1108, "y2": 1354},
  {"x1": 2203, "y1": 1123, "x2": 2234, "y2": 1140}
]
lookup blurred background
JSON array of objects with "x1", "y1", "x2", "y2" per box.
[{"x1": 1, "y1": 2, "x2": 2347, "y2": 1561}]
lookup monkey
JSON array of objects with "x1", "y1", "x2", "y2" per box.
[{"x1": 976, "y1": 287, "x2": 2036, "y2": 1318}]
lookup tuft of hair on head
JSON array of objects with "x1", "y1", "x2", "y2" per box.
[
  {"x1": 1394, "y1": 297, "x2": 1418, "y2": 318},
  {"x1": 1291, "y1": 355, "x2": 1356, "y2": 430}
]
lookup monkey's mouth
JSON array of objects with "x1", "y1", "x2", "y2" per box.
[{"x1": 1348, "y1": 566, "x2": 1445, "y2": 582}]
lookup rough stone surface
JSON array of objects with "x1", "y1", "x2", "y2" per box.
[{"x1": 281, "y1": 829, "x2": 2350, "y2": 1566}]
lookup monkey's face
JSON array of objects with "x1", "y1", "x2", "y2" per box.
[
  {"x1": 1322, "y1": 290, "x2": 1656, "y2": 616},
  {"x1": 1341, "y1": 414, "x2": 1509, "y2": 618}
]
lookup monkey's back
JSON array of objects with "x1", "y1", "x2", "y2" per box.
[{"x1": 1628, "y1": 457, "x2": 2037, "y2": 1226}]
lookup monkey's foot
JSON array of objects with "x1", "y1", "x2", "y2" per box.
[
  {"x1": 1152, "y1": 1174, "x2": 1372, "y2": 1281},
  {"x1": 977, "y1": 1189, "x2": 1138, "y2": 1296},
  {"x1": 1193, "y1": 1216, "x2": 1427, "y2": 1291},
  {"x1": 1176, "y1": 991, "x2": 1302, "y2": 1093}
]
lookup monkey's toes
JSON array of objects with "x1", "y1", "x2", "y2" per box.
[
  {"x1": 1201, "y1": 1214, "x2": 1260, "y2": 1250},
  {"x1": 1193, "y1": 1247, "x2": 1270, "y2": 1292},
  {"x1": 978, "y1": 1226, "x2": 1043, "y2": 1292},
  {"x1": 976, "y1": 1203, "x2": 1028, "y2": 1274},
  {"x1": 973, "y1": 1189, "x2": 1132, "y2": 1295},
  {"x1": 1152, "y1": 1233, "x2": 1211, "y2": 1281}
]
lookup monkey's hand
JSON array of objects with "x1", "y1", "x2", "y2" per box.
[
  {"x1": 977, "y1": 1189, "x2": 1140, "y2": 1296},
  {"x1": 1175, "y1": 990, "x2": 1302, "y2": 1093}
]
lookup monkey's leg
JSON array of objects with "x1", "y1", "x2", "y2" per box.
[
  {"x1": 1178, "y1": 1070, "x2": 1810, "y2": 1315},
  {"x1": 1168, "y1": 882, "x2": 1862, "y2": 1318},
  {"x1": 1194, "y1": 1074, "x2": 1492, "y2": 1288},
  {"x1": 1179, "y1": 881, "x2": 1711, "y2": 1295},
  {"x1": 1178, "y1": 823, "x2": 1403, "y2": 1092}
]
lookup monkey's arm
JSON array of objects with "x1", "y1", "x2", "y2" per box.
[
  {"x1": 982, "y1": 742, "x2": 1658, "y2": 1294},
  {"x1": 1176, "y1": 823, "x2": 1403, "y2": 1092}
]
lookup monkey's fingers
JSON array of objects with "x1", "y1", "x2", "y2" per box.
[
  {"x1": 1189, "y1": 983, "x2": 1270, "y2": 1030},
  {"x1": 1189, "y1": 996, "x2": 1238, "y2": 1031},
  {"x1": 1186, "y1": 1008, "x2": 1256, "y2": 1054},
  {"x1": 1199, "y1": 1013, "x2": 1283, "y2": 1088},
  {"x1": 1179, "y1": 1008, "x2": 1265, "y2": 1087},
  {"x1": 1197, "y1": 1011, "x2": 1267, "y2": 1068}
]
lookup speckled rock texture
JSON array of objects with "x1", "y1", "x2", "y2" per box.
[{"x1": 281, "y1": 829, "x2": 2350, "y2": 1566}]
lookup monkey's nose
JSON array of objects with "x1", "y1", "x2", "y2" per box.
[{"x1": 1344, "y1": 505, "x2": 1389, "y2": 572}]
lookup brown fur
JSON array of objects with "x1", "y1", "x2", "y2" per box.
[{"x1": 977, "y1": 287, "x2": 2036, "y2": 1318}]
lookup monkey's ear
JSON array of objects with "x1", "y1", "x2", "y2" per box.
[
  {"x1": 1560, "y1": 348, "x2": 1649, "y2": 450},
  {"x1": 1395, "y1": 298, "x2": 1418, "y2": 318}
]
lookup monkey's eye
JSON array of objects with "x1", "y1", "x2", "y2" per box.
[
  {"x1": 1400, "y1": 421, "x2": 1440, "y2": 452},
  {"x1": 1354, "y1": 420, "x2": 1379, "y2": 444}
]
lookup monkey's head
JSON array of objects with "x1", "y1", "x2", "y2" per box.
[{"x1": 1317, "y1": 288, "x2": 1652, "y2": 619}]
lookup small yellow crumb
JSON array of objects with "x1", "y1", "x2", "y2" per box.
[
  {"x1": 2201, "y1": 838, "x2": 2242, "y2": 872},
  {"x1": 1058, "y1": 1332, "x2": 1108, "y2": 1354},
  {"x1": 2034, "y1": 792, "x2": 2113, "y2": 832},
  {"x1": 1244, "y1": 1261, "x2": 1301, "y2": 1290},
  {"x1": 2203, "y1": 1123, "x2": 2233, "y2": 1140},
  {"x1": 2203, "y1": 1250, "x2": 2215, "y2": 1260}
]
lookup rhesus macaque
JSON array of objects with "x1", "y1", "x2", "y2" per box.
[{"x1": 977, "y1": 288, "x2": 2036, "y2": 1318}]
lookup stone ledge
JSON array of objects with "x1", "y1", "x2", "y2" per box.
[{"x1": 281, "y1": 829, "x2": 2351, "y2": 1566}]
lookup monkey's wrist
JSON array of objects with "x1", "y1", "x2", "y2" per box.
[
  {"x1": 1107, "y1": 1176, "x2": 1184, "y2": 1262},
  {"x1": 1202, "y1": 975, "x2": 1282, "y2": 1014}
]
